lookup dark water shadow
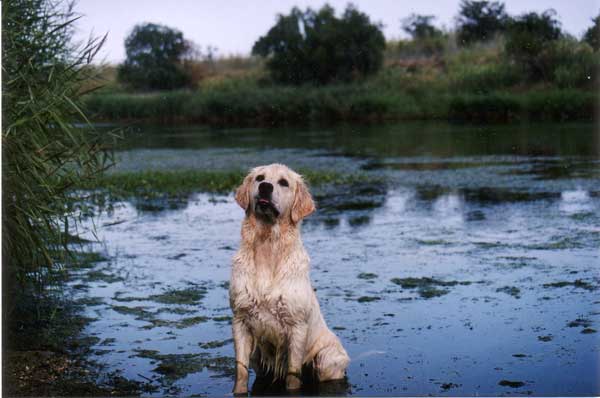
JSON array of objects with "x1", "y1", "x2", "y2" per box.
[
  {"x1": 250, "y1": 368, "x2": 351, "y2": 396},
  {"x1": 415, "y1": 185, "x2": 560, "y2": 205},
  {"x1": 131, "y1": 195, "x2": 190, "y2": 213}
]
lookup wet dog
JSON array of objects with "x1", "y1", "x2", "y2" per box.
[{"x1": 229, "y1": 164, "x2": 349, "y2": 394}]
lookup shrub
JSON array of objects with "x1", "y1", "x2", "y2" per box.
[
  {"x1": 525, "y1": 89, "x2": 597, "y2": 121},
  {"x1": 449, "y1": 62, "x2": 521, "y2": 92},
  {"x1": 389, "y1": 36, "x2": 448, "y2": 58},
  {"x1": 448, "y1": 92, "x2": 521, "y2": 122},
  {"x1": 118, "y1": 23, "x2": 193, "y2": 90},
  {"x1": 252, "y1": 4, "x2": 385, "y2": 85},
  {"x1": 538, "y1": 38, "x2": 600, "y2": 88}
]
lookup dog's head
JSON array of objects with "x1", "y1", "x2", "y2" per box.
[{"x1": 235, "y1": 164, "x2": 315, "y2": 224}]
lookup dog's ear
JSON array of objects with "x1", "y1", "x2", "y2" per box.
[
  {"x1": 235, "y1": 173, "x2": 253, "y2": 210},
  {"x1": 291, "y1": 177, "x2": 315, "y2": 223}
]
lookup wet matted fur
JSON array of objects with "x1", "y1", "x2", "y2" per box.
[{"x1": 229, "y1": 164, "x2": 349, "y2": 394}]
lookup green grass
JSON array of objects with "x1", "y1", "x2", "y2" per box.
[
  {"x1": 79, "y1": 169, "x2": 374, "y2": 201},
  {"x1": 83, "y1": 81, "x2": 422, "y2": 125},
  {"x1": 83, "y1": 80, "x2": 598, "y2": 125}
]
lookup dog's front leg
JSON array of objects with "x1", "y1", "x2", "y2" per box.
[
  {"x1": 232, "y1": 317, "x2": 253, "y2": 395},
  {"x1": 286, "y1": 322, "x2": 308, "y2": 391}
]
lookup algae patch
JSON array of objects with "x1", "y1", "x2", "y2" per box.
[
  {"x1": 542, "y1": 279, "x2": 596, "y2": 291},
  {"x1": 440, "y1": 382, "x2": 460, "y2": 390},
  {"x1": 84, "y1": 270, "x2": 124, "y2": 284},
  {"x1": 357, "y1": 296, "x2": 381, "y2": 303},
  {"x1": 567, "y1": 318, "x2": 592, "y2": 328},
  {"x1": 149, "y1": 285, "x2": 208, "y2": 305},
  {"x1": 211, "y1": 315, "x2": 231, "y2": 323},
  {"x1": 418, "y1": 287, "x2": 449, "y2": 299},
  {"x1": 496, "y1": 286, "x2": 521, "y2": 298},
  {"x1": 110, "y1": 305, "x2": 208, "y2": 329},
  {"x1": 390, "y1": 277, "x2": 475, "y2": 289},
  {"x1": 357, "y1": 272, "x2": 378, "y2": 280},
  {"x1": 133, "y1": 350, "x2": 235, "y2": 382},
  {"x1": 76, "y1": 297, "x2": 105, "y2": 306},
  {"x1": 499, "y1": 380, "x2": 525, "y2": 388},
  {"x1": 416, "y1": 239, "x2": 451, "y2": 246},
  {"x1": 390, "y1": 276, "x2": 479, "y2": 299},
  {"x1": 140, "y1": 316, "x2": 209, "y2": 330},
  {"x1": 199, "y1": 339, "x2": 233, "y2": 349}
]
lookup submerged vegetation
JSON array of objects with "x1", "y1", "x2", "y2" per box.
[
  {"x1": 79, "y1": 169, "x2": 374, "y2": 202},
  {"x1": 390, "y1": 277, "x2": 483, "y2": 299}
]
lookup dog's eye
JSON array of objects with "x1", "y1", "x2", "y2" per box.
[
  {"x1": 256, "y1": 175, "x2": 265, "y2": 182},
  {"x1": 278, "y1": 178, "x2": 289, "y2": 187}
]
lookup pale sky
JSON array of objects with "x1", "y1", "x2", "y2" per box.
[{"x1": 74, "y1": 0, "x2": 600, "y2": 64}]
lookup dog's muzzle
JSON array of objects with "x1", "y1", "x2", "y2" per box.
[
  {"x1": 255, "y1": 197, "x2": 280, "y2": 218},
  {"x1": 255, "y1": 182, "x2": 279, "y2": 220}
]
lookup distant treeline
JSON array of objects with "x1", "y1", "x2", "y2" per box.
[{"x1": 83, "y1": 1, "x2": 600, "y2": 124}]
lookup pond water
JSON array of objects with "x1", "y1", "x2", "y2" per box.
[{"x1": 73, "y1": 122, "x2": 600, "y2": 396}]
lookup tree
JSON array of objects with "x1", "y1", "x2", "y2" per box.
[
  {"x1": 505, "y1": 10, "x2": 561, "y2": 59},
  {"x1": 583, "y1": 13, "x2": 600, "y2": 51},
  {"x1": 118, "y1": 23, "x2": 192, "y2": 90},
  {"x1": 456, "y1": 0, "x2": 509, "y2": 45},
  {"x1": 252, "y1": 4, "x2": 386, "y2": 85},
  {"x1": 505, "y1": 10, "x2": 562, "y2": 80},
  {"x1": 402, "y1": 14, "x2": 442, "y2": 40}
]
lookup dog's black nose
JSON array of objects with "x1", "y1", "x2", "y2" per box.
[{"x1": 258, "y1": 182, "x2": 273, "y2": 198}]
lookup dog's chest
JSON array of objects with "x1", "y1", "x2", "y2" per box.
[{"x1": 241, "y1": 275, "x2": 296, "y2": 340}]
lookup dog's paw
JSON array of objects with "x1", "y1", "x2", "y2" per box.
[
  {"x1": 286, "y1": 373, "x2": 302, "y2": 391},
  {"x1": 233, "y1": 388, "x2": 248, "y2": 396},
  {"x1": 233, "y1": 383, "x2": 248, "y2": 396}
]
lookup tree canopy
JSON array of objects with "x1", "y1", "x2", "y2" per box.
[
  {"x1": 456, "y1": 0, "x2": 509, "y2": 45},
  {"x1": 583, "y1": 14, "x2": 600, "y2": 51},
  {"x1": 118, "y1": 23, "x2": 192, "y2": 90},
  {"x1": 504, "y1": 10, "x2": 563, "y2": 81},
  {"x1": 505, "y1": 10, "x2": 562, "y2": 59},
  {"x1": 402, "y1": 14, "x2": 443, "y2": 40},
  {"x1": 252, "y1": 4, "x2": 385, "y2": 85}
]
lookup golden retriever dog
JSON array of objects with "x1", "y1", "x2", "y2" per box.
[{"x1": 229, "y1": 163, "x2": 349, "y2": 394}]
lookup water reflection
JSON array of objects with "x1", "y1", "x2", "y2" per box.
[
  {"x1": 251, "y1": 373, "x2": 351, "y2": 396},
  {"x1": 111, "y1": 122, "x2": 600, "y2": 158},
  {"x1": 560, "y1": 189, "x2": 593, "y2": 215},
  {"x1": 308, "y1": 181, "x2": 388, "y2": 229}
]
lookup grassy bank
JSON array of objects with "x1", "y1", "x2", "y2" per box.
[
  {"x1": 83, "y1": 41, "x2": 599, "y2": 125},
  {"x1": 84, "y1": 84, "x2": 598, "y2": 126}
]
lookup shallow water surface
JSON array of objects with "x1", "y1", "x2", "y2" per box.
[{"x1": 74, "y1": 122, "x2": 600, "y2": 395}]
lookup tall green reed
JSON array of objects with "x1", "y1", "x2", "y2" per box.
[{"x1": 3, "y1": 0, "x2": 113, "y2": 305}]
